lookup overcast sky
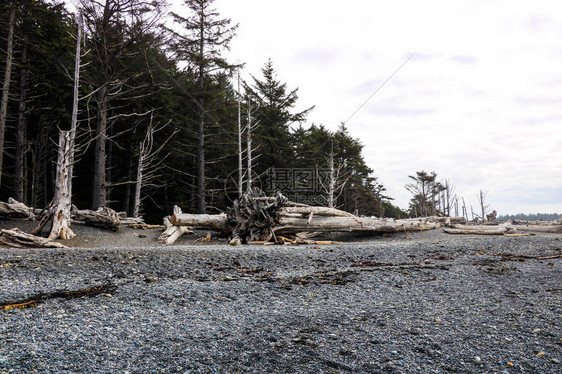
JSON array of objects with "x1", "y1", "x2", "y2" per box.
[{"x1": 176, "y1": 0, "x2": 561, "y2": 215}]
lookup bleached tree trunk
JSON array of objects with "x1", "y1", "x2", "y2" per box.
[
  {"x1": 67, "y1": 12, "x2": 82, "y2": 201},
  {"x1": 246, "y1": 99, "x2": 252, "y2": 191},
  {"x1": 478, "y1": 189, "x2": 490, "y2": 222},
  {"x1": 45, "y1": 15, "x2": 82, "y2": 240},
  {"x1": 237, "y1": 68, "x2": 243, "y2": 197},
  {"x1": 15, "y1": 44, "x2": 28, "y2": 202},
  {"x1": 462, "y1": 197, "x2": 468, "y2": 221},
  {"x1": 133, "y1": 143, "x2": 143, "y2": 218},
  {"x1": 327, "y1": 149, "x2": 335, "y2": 208},
  {"x1": 0, "y1": 4, "x2": 16, "y2": 187},
  {"x1": 48, "y1": 131, "x2": 76, "y2": 240}
]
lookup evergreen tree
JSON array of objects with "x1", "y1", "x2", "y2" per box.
[
  {"x1": 168, "y1": 0, "x2": 238, "y2": 213},
  {"x1": 245, "y1": 59, "x2": 314, "y2": 170}
]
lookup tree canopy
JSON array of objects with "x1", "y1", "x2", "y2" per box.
[{"x1": 0, "y1": 0, "x2": 406, "y2": 221}]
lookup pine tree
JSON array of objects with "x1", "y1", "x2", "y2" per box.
[
  {"x1": 245, "y1": 59, "x2": 314, "y2": 170},
  {"x1": 169, "y1": 0, "x2": 238, "y2": 213}
]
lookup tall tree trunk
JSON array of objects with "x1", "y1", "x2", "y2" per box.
[
  {"x1": 246, "y1": 100, "x2": 252, "y2": 191},
  {"x1": 196, "y1": 16, "x2": 206, "y2": 214},
  {"x1": 133, "y1": 142, "x2": 143, "y2": 218},
  {"x1": 123, "y1": 145, "x2": 133, "y2": 215},
  {"x1": 327, "y1": 148, "x2": 335, "y2": 208},
  {"x1": 15, "y1": 44, "x2": 28, "y2": 202},
  {"x1": 92, "y1": 84, "x2": 108, "y2": 209},
  {"x1": 48, "y1": 131, "x2": 75, "y2": 239},
  {"x1": 31, "y1": 116, "x2": 45, "y2": 208},
  {"x1": 0, "y1": 4, "x2": 16, "y2": 187},
  {"x1": 237, "y1": 69, "x2": 243, "y2": 197},
  {"x1": 197, "y1": 107, "x2": 205, "y2": 213},
  {"x1": 67, "y1": 13, "x2": 82, "y2": 202}
]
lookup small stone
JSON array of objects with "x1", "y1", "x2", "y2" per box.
[
  {"x1": 391, "y1": 350, "x2": 398, "y2": 355},
  {"x1": 507, "y1": 362, "x2": 514, "y2": 367},
  {"x1": 435, "y1": 318, "x2": 442, "y2": 323},
  {"x1": 138, "y1": 234, "x2": 147, "y2": 238},
  {"x1": 532, "y1": 328, "x2": 541, "y2": 334},
  {"x1": 551, "y1": 358, "x2": 560, "y2": 364},
  {"x1": 475, "y1": 356, "x2": 481, "y2": 363},
  {"x1": 105, "y1": 293, "x2": 112, "y2": 298},
  {"x1": 537, "y1": 351, "x2": 545, "y2": 357}
]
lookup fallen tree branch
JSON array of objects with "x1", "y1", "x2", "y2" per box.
[
  {"x1": 71, "y1": 207, "x2": 120, "y2": 231},
  {"x1": 0, "y1": 228, "x2": 67, "y2": 248},
  {"x1": 0, "y1": 198, "x2": 35, "y2": 219}
]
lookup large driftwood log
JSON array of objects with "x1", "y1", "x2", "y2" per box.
[
  {"x1": 171, "y1": 213, "x2": 228, "y2": 233},
  {"x1": 443, "y1": 223, "x2": 518, "y2": 235},
  {"x1": 0, "y1": 228, "x2": 67, "y2": 248},
  {"x1": 443, "y1": 227, "x2": 516, "y2": 235},
  {"x1": 275, "y1": 216, "x2": 443, "y2": 234},
  {"x1": 509, "y1": 220, "x2": 562, "y2": 233},
  {"x1": 0, "y1": 198, "x2": 35, "y2": 219},
  {"x1": 72, "y1": 207, "x2": 120, "y2": 231},
  {"x1": 279, "y1": 206, "x2": 355, "y2": 217},
  {"x1": 170, "y1": 213, "x2": 444, "y2": 235},
  {"x1": 165, "y1": 189, "x2": 464, "y2": 244},
  {"x1": 510, "y1": 223, "x2": 562, "y2": 233}
]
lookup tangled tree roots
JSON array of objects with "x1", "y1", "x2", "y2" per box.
[{"x1": 228, "y1": 188, "x2": 287, "y2": 244}]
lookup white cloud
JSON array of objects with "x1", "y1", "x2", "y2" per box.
[{"x1": 171, "y1": 0, "x2": 562, "y2": 214}]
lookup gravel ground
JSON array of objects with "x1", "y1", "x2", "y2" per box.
[{"x1": 0, "y1": 221, "x2": 561, "y2": 373}]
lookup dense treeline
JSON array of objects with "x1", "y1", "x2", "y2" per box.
[
  {"x1": 0, "y1": 0, "x2": 406, "y2": 222},
  {"x1": 498, "y1": 213, "x2": 560, "y2": 222}
]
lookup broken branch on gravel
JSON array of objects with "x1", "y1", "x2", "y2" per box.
[
  {"x1": 0, "y1": 198, "x2": 35, "y2": 219},
  {"x1": 0, "y1": 228, "x2": 67, "y2": 248}
]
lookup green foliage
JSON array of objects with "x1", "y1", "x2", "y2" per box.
[
  {"x1": 245, "y1": 59, "x2": 314, "y2": 169},
  {"x1": 405, "y1": 170, "x2": 447, "y2": 217},
  {"x1": 498, "y1": 213, "x2": 560, "y2": 221},
  {"x1": 0, "y1": 0, "x2": 405, "y2": 221}
]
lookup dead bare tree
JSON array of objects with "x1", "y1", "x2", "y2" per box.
[
  {"x1": 133, "y1": 114, "x2": 177, "y2": 218},
  {"x1": 0, "y1": 3, "x2": 16, "y2": 187},
  {"x1": 237, "y1": 67, "x2": 243, "y2": 197},
  {"x1": 477, "y1": 189, "x2": 491, "y2": 222},
  {"x1": 33, "y1": 14, "x2": 84, "y2": 240},
  {"x1": 245, "y1": 98, "x2": 259, "y2": 191},
  {"x1": 15, "y1": 43, "x2": 28, "y2": 202},
  {"x1": 318, "y1": 146, "x2": 349, "y2": 209}
]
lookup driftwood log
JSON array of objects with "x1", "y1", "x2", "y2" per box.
[
  {"x1": 0, "y1": 228, "x2": 67, "y2": 248},
  {"x1": 443, "y1": 221, "x2": 562, "y2": 235},
  {"x1": 0, "y1": 198, "x2": 35, "y2": 219},
  {"x1": 71, "y1": 207, "x2": 120, "y2": 231},
  {"x1": 163, "y1": 190, "x2": 466, "y2": 245},
  {"x1": 169, "y1": 213, "x2": 449, "y2": 243},
  {"x1": 443, "y1": 223, "x2": 517, "y2": 235},
  {"x1": 159, "y1": 206, "x2": 193, "y2": 244},
  {"x1": 510, "y1": 220, "x2": 562, "y2": 233}
]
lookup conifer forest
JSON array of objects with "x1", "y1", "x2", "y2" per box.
[{"x1": 0, "y1": 0, "x2": 407, "y2": 222}]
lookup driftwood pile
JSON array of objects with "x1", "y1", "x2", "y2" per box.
[
  {"x1": 162, "y1": 188, "x2": 460, "y2": 245},
  {"x1": 0, "y1": 198, "x2": 139, "y2": 248}
]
